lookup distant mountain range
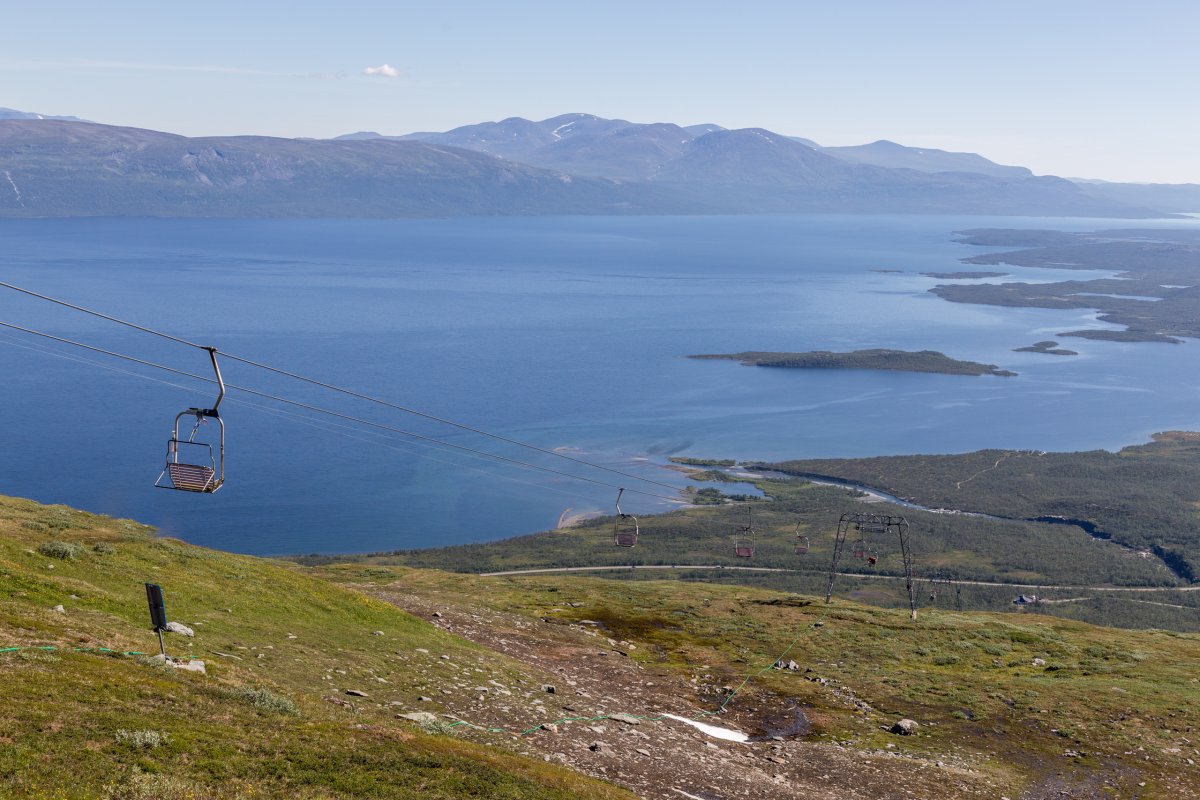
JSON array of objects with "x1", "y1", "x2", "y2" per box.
[
  {"x1": 0, "y1": 107, "x2": 88, "y2": 122},
  {"x1": 0, "y1": 110, "x2": 1195, "y2": 218}
]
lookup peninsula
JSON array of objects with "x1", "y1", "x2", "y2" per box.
[
  {"x1": 689, "y1": 349, "x2": 1016, "y2": 376},
  {"x1": 932, "y1": 228, "x2": 1200, "y2": 344}
]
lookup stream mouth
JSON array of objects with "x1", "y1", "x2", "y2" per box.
[{"x1": 748, "y1": 700, "x2": 812, "y2": 741}]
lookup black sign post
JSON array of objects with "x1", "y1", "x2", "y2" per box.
[{"x1": 144, "y1": 583, "x2": 168, "y2": 657}]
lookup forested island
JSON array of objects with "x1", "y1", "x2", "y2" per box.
[
  {"x1": 920, "y1": 270, "x2": 1008, "y2": 279},
  {"x1": 1013, "y1": 340, "x2": 1078, "y2": 355},
  {"x1": 689, "y1": 348, "x2": 1016, "y2": 376}
]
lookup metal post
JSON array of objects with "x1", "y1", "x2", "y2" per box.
[
  {"x1": 896, "y1": 519, "x2": 917, "y2": 620},
  {"x1": 156, "y1": 629, "x2": 166, "y2": 658},
  {"x1": 825, "y1": 514, "x2": 849, "y2": 603}
]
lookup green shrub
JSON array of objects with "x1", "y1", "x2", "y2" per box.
[
  {"x1": 93, "y1": 542, "x2": 116, "y2": 555},
  {"x1": 228, "y1": 686, "x2": 299, "y2": 715},
  {"x1": 416, "y1": 718, "x2": 460, "y2": 736},
  {"x1": 104, "y1": 772, "x2": 202, "y2": 800},
  {"x1": 115, "y1": 729, "x2": 169, "y2": 749},
  {"x1": 38, "y1": 541, "x2": 82, "y2": 561}
]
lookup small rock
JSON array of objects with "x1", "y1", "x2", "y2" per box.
[
  {"x1": 174, "y1": 659, "x2": 206, "y2": 674},
  {"x1": 767, "y1": 756, "x2": 787, "y2": 764},
  {"x1": 286, "y1": 633, "x2": 297, "y2": 639},
  {"x1": 51, "y1": 604, "x2": 65, "y2": 614},
  {"x1": 541, "y1": 723, "x2": 559, "y2": 733},
  {"x1": 345, "y1": 689, "x2": 369, "y2": 698},
  {"x1": 440, "y1": 654, "x2": 450, "y2": 660},
  {"x1": 164, "y1": 621, "x2": 194, "y2": 637},
  {"x1": 891, "y1": 719, "x2": 919, "y2": 735},
  {"x1": 371, "y1": 631, "x2": 384, "y2": 636},
  {"x1": 418, "y1": 696, "x2": 432, "y2": 702},
  {"x1": 1032, "y1": 657, "x2": 1046, "y2": 667},
  {"x1": 431, "y1": 612, "x2": 442, "y2": 618},
  {"x1": 541, "y1": 684, "x2": 557, "y2": 694},
  {"x1": 589, "y1": 741, "x2": 609, "y2": 753},
  {"x1": 474, "y1": 687, "x2": 489, "y2": 693},
  {"x1": 611, "y1": 713, "x2": 641, "y2": 725},
  {"x1": 398, "y1": 712, "x2": 439, "y2": 724},
  {"x1": 635, "y1": 748, "x2": 651, "y2": 756},
  {"x1": 324, "y1": 696, "x2": 354, "y2": 709}
]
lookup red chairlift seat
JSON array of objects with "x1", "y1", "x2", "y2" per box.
[
  {"x1": 794, "y1": 523, "x2": 810, "y2": 555},
  {"x1": 733, "y1": 506, "x2": 755, "y2": 559}
]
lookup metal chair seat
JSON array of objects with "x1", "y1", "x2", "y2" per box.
[{"x1": 167, "y1": 462, "x2": 217, "y2": 492}]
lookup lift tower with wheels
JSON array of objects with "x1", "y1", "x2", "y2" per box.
[{"x1": 826, "y1": 512, "x2": 917, "y2": 619}]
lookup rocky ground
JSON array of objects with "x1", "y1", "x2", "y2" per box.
[{"x1": 357, "y1": 582, "x2": 1033, "y2": 800}]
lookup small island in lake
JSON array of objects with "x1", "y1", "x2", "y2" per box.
[
  {"x1": 1013, "y1": 340, "x2": 1078, "y2": 356},
  {"x1": 921, "y1": 270, "x2": 1009, "y2": 279},
  {"x1": 689, "y1": 349, "x2": 1017, "y2": 377}
]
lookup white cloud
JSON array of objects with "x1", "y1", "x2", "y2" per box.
[{"x1": 363, "y1": 63, "x2": 400, "y2": 78}]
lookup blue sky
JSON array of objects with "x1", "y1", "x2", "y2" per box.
[{"x1": 2, "y1": 1, "x2": 1198, "y2": 182}]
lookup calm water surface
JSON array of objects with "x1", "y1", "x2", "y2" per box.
[{"x1": 2, "y1": 214, "x2": 1198, "y2": 554}]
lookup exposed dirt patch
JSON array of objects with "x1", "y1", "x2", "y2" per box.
[{"x1": 360, "y1": 583, "x2": 1014, "y2": 800}]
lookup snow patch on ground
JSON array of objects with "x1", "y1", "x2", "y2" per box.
[
  {"x1": 661, "y1": 713, "x2": 748, "y2": 742},
  {"x1": 4, "y1": 171, "x2": 24, "y2": 206}
]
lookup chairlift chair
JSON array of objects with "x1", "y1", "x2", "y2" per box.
[
  {"x1": 793, "y1": 522, "x2": 809, "y2": 555},
  {"x1": 155, "y1": 347, "x2": 226, "y2": 493},
  {"x1": 733, "y1": 506, "x2": 755, "y2": 558},
  {"x1": 613, "y1": 488, "x2": 639, "y2": 547}
]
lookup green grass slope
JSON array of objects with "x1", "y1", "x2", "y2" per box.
[
  {"x1": 0, "y1": 496, "x2": 633, "y2": 800},
  {"x1": 334, "y1": 566, "x2": 1200, "y2": 799}
]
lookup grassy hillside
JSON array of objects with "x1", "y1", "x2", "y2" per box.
[
  {"x1": 4, "y1": 494, "x2": 1200, "y2": 797},
  {"x1": 328, "y1": 565, "x2": 1200, "y2": 799},
  {"x1": 0, "y1": 496, "x2": 632, "y2": 799}
]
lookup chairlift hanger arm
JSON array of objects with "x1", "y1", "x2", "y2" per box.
[{"x1": 207, "y1": 347, "x2": 225, "y2": 414}]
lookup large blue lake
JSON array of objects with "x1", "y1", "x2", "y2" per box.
[{"x1": 2, "y1": 214, "x2": 1198, "y2": 555}]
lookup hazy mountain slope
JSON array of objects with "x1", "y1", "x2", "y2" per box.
[
  {"x1": 517, "y1": 122, "x2": 697, "y2": 180},
  {"x1": 822, "y1": 139, "x2": 1034, "y2": 178},
  {"x1": 0, "y1": 118, "x2": 1166, "y2": 218},
  {"x1": 0, "y1": 106, "x2": 88, "y2": 122},
  {"x1": 0, "y1": 120, "x2": 654, "y2": 217},
  {"x1": 1074, "y1": 180, "x2": 1200, "y2": 213},
  {"x1": 650, "y1": 128, "x2": 1150, "y2": 215}
]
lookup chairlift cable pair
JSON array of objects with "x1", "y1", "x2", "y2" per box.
[
  {"x1": 0, "y1": 281, "x2": 682, "y2": 494},
  {"x1": 0, "y1": 321, "x2": 680, "y2": 502},
  {"x1": 0, "y1": 330, "x2": 602, "y2": 506}
]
